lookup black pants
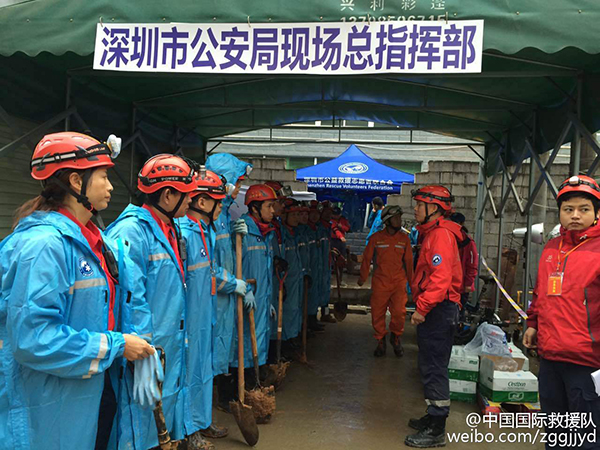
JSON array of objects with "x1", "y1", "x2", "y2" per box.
[
  {"x1": 95, "y1": 371, "x2": 117, "y2": 450},
  {"x1": 539, "y1": 358, "x2": 600, "y2": 449},
  {"x1": 417, "y1": 300, "x2": 459, "y2": 417}
]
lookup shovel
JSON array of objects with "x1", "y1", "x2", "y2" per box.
[
  {"x1": 245, "y1": 308, "x2": 276, "y2": 424},
  {"x1": 265, "y1": 268, "x2": 290, "y2": 390},
  {"x1": 152, "y1": 347, "x2": 188, "y2": 450},
  {"x1": 229, "y1": 233, "x2": 259, "y2": 446},
  {"x1": 297, "y1": 276, "x2": 310, "y2": 365}
]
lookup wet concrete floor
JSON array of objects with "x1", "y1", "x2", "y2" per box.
[{"x1": 214, "y1": 313, "x2": 544, "y2": 450}]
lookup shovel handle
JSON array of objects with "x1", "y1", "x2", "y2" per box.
[
  {"x1": 248, "y1": 309, "x2": 261, "y2": 385},
  {"x1": 302, "y1": 277, "x2": 309, "y2": 360},
  {"x1": 236, "y1": 233, "x2": 245, "y2": 404},
  {"x1": 276, "y1": 279, "x2": 284, "y2": 363}
]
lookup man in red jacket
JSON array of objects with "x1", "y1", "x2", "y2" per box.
[
  {"x1": 524, "y1": 175, "x2": 600, "y2": 449},
  {"x1": 405, "y1": 185, "x2": 462, "y2": 449},
  {"x1": 450, "y1": 212, "x2": 479, "y2": 314}
]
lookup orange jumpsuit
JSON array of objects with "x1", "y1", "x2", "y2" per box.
[{"x1": 359, "y1": 229, "x2": 413, "y2": 340}]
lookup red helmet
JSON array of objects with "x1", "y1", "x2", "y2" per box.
[
  {"x1": 264, "y1": 180, "x2": 292, "y2": 198},
  {"x1": 191, "y1": 167, "x2": 227, "y2": 200},
  {"x1": 283, "y1": 198, "x2": 303, "y2": 213},
  {"x1": 245, "y1": 184, "x2": 278, "y2": 205},
  {"x1": 557, "y1": 175, "x2": 600, "y2": 201},
  {"x1": 31, "y1": 132, "x2": 115, "y2": 180},
  {"x1": 412, "y1": 185, "x2": 454, "y2": 212},
  {"x1": 138, "y1": 154, "x2": 196, "y2": 194},
  {"x1": 309, "y1": 200, "x2": 324, "y2": 212}
]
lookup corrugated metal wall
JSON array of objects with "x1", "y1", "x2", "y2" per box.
[{"x1": 0, "y1": 119, "x2": 143, "y2": 240}]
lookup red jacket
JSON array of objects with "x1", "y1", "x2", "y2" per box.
[
  {"x1": 457, "y1": 229, "x2": 479, "y2": 293},
  {"x1": 412, "y1": 217, "x2": 463, "y2": 317},
  {"x1": 331, "y1": 216, "x2": 350, "y2": 240},
  {"x1": 527, "y1": 224, "x2": 600, "y2": 368}
]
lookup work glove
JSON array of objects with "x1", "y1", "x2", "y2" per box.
[
  {"x1": 274, "y1": 256, "x2": 288, "y2": 274},
  {"x1": 133, "y1": 348, "x2": 164, "y2": 409},
  {"x1": 270, "y1": 305, "x2": 277, "y2": 320},
  {"x1": 232, "y1": 219, "x2": 248, "y2": 236},
  {"x1": 243, "y1": 290, "x2": 257, "y2": 311},
  {"x1": 234, "y1": 278, "x2": 248, "y2": 296}
]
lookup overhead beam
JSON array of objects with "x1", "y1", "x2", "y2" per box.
[
  {"x1": 482, "y1": 52, "x2": 580, "y2": 72},
  {"x1": 207, "y1": 138, "x2": 481, "y2": 146}
]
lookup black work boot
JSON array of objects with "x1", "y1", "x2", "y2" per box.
[
  {"x1": 404, "y1": 415, "x2": 447, "y2": 448},
  {"x1": 374, "y1": 337, "x2": 387, "y2": 357},
  {"x1": 216, "y1": 374, "x2": 236, "y2": 413},
  {"x1": 308, "y1": 315, "x2": 325, "y2": 332},
  {"x1": 408, "y1": 413, "x2": 432, "y2": 431},
  {"x1": 390, "y1": 333, "x2": 404, "y2": 357}
]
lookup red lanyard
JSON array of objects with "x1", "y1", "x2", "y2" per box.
[
  {"x1": 556, "y1": 237, "x2": 593, "y2": 272},
  {"x1": 195, "y1": 217, "x2": 217, "y2": 296}
]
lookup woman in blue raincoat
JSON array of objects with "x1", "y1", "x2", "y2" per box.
[
  {"x1": 0, "y1": 133, "x2": 155, "y2": 450},
  {"x1": 230, "y1": 184, "x2": 278, "y2": 384},
  {"x1": 106, "y1": 154, "x2": 197, "y2": 449},
  {"x1": 179, "y1": 168, "x2": 244, "y2": 448},
  {"x1": 205, "y1": 153, "x2": 252, "y2": 410}
]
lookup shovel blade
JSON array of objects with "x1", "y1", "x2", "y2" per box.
[
  {"x1": 333, "y1": 301, "x2": 348, "y2": 322},
  {"x1": 230, "y1": 400, "x2": 259, "y2": 446}
]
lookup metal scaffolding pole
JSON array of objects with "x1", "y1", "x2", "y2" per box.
[
  {"x1": 473, "y1": 159, "x2": 486, "y2": 306},
  {"x1": 572, "y1": 75, "x2": 583, "y2": 175},
  {"x1": 129, "y1": 106, "x2": 137, "y2": 203},
  {"x1": 65, "y1": 76, "x2": 72, "y2": 131},
  {"x1": 523, "y1": 113, "x2": 537, "y2": 315},
  {"x1": 495, "y1": 159, "x2": 506, "y2": 313}
]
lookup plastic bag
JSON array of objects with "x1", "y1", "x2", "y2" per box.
[{"x1": 464, "y1": 323, "x2": 512, "y2": 358}]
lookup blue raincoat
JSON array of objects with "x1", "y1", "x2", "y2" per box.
[
  {"x1": 179, "y1": 216, "x2": 237, "y2": 432},
  {"x1": 318, "y1": 222, "x2": 332, "y2": 309},
  {"x1": 0, "y1": 211, "x2": 150, "y2": 450},
  {"x1": 366, "y1": 210, "x2": 383, "y2": 242},
  {"x1": 230, "y1": 214, "x2": 274, "y2": 369},
  {"x1": 205, "y1": 153, "x2": 252, "y2": 376},
  {"x1": 275, "y1": 225, "x2": 304, "y2": 341},
  {"x1": 305, "y1": 224, "x2": 322, "y2": 316},
  {"x1": 296, "y1": 224, "x2": 311, "y2": 323},
  {"x1": 106, "y1": 205, "x2": 189, "y2": 448}
]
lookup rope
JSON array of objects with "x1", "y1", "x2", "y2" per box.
[{"x1": 480, "y1": 256, "x2": 528, "y2": 320}]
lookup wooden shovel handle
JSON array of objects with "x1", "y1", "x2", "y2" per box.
[{"x1": 235, "y1": 233, "x2": 245, "y2": 404}]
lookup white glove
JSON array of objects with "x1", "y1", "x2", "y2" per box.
[
  {"x1": 234, "y1": 278, "x2": 248, "y2": 296},
  {"x1": 233, "y1": 219, "x2": 248, "y2": 236},
  {"x1": 106, "y1": 134, "x2": 122, "y2": 159},
  {"x1": 270, "y1": 305, "x2": 277, "y2": 320}
]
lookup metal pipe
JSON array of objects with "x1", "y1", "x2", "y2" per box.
[
  {"x1": 473, "y1": 159, "x2": 486, "y2": 307},
  {"x1": 572, "y1": 75, "x2": 583, "y2": 175},
  {"x1": 495, "y1": 157, "x2": 506, "y2": 313},
  {"x1": 65, "y1": 76, "x2": 72, "y2": 131}
]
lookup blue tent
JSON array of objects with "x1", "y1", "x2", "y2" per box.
[{"x1": 296, "y1": 144, "x2": 414, "y2": 195}]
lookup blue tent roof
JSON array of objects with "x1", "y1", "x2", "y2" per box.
[{"x1": 296, "y1": 144, "x2": 414, "y2": 194}]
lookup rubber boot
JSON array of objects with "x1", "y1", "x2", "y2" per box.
[
  {"x1": 216, "y1": 373, "x2": 236, "y2": 413},
  {"x1": 404, "y1": 415, "x2": 447, "y2": 448},
  {"x1": 308, "y1": 315, "x2": 325, "y2": 332},
  {"x1": 188, "y1": 431, "x2": 215, "y2": 450},
  {"x1": 408, "y1": 413, "x2": 432, "y2": 431},
  {"x1": 374, "y1": 337, "x2": 386, "y2": 357},
  {"x1": 390, "y1": 333, "x2": 404, "y2": 357}
]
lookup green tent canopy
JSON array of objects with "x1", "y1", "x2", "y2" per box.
[{"x1": 2, "y1": 0, "x2": 600, "y2": 172}]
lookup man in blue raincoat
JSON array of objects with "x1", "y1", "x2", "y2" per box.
[
  {"x1": 319, "y1": 202, "x2": 336, "y2": 323},
  {"x1": 107, "y1": 154, "x2": 197, "y2": 449},
  {"x1": 179, "y1": 168, "x2": 247, "y2": 448},
  {"x1": 205, "y1": 153, "x2": 253, "y2": 411},
  {"x1": 366, "y1": 196, "x2": 385, "y2": 242},
  {"x1": 230, "y1": 184, "x2": 278, "y2": 390},
  {"x1": 277, "y1": 199, "x2": 306, "y2": 356},
  {"x1": 306, "y1": 200, "x2": 326, "y2": 332}
]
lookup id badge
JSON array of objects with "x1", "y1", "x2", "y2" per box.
[{"x1": 547, "y1": 272, "x2": 564, "y2": 296}]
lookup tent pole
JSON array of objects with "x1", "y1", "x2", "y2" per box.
[
  {"x1": 65, "y1": 76, "x2": 72, "y2": 131},
  {"x1": 473, "y1": 157, "x2": 486, "y2": 307},
  {"x1": 129, "y1": 105, "x2": 137, "y2": 203},
  {"x1": 572, "y1": 75, "x2": 583, "y2": 176},
  {"x1": 495, "y1": 149, "x2": 507, "y2": 314},
  {"x1": 523, "y1": 112, "x2": 537, "y2": 321}
]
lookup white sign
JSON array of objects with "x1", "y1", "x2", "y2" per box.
[{"x1": 93, "y1": 20, "x2": 483, "y2": 75}]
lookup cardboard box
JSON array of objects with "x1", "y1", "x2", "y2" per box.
[
  {"x1": 450, "y1": 379, "x2": 477, "y2": 403},
  {"x1": 507, "y1": 342, "x2": 530, "y2": 371},
  {"x1": 479, "y1": 356, "x2": 539, "y2": 403},
  {"x1": 449, "y1": 346, "x2": 479, "y2": 382}
]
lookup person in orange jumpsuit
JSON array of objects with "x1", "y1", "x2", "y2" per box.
[{"x1": 358, "y1": 206, "x2": 413, "y2": 357}]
